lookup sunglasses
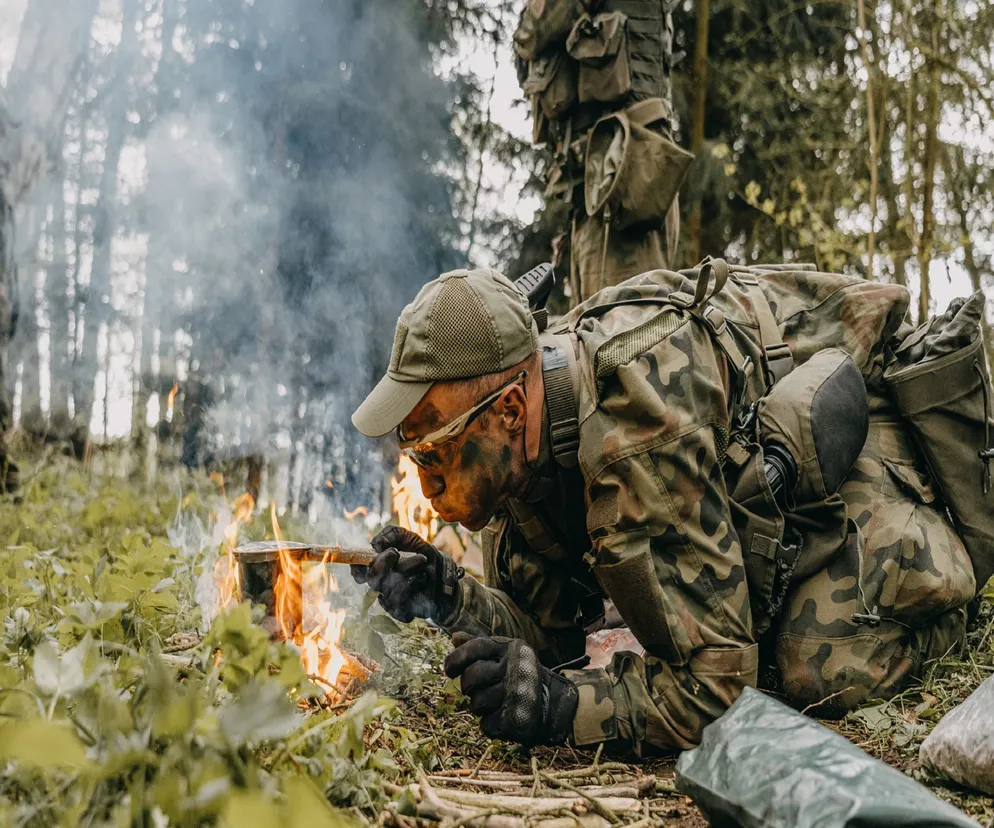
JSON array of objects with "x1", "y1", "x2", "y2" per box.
[{"x1": 397, "y1": 371, "x2": 528, "y2": 469}]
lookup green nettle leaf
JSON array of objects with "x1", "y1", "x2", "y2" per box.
[
  {"x1": 221, "y1": 791, "x2": 281, "y2": 828},
  {"x1": 65, "y1": 599, "x2": 128, "y2": 630},
  {"x1": 219, "y1": 681, "x2": 304, "y2": 745},
  {"x1": 359, "y1": 590, "x2": 377, "y2": 621},
  {"x1": 284, "y1": 776, "x2": 356, "y2": 826},
  {"x1": 0, "y1": 718, "x2": 90, "y2": 769},
  {"x1": 33, "y1": 634, "x2": 100, "y2": 697},
  {"x1": 365, "y1": 630, "x2": 386, "y2": 663},
  {"x1": 368, "y1": 614, "x2": 401, "y2": 636}
]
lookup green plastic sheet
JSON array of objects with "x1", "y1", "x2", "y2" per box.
[{"x1": 675, "y1": 688, "x2": 978, "y2": 828}]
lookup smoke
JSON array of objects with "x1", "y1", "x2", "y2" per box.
[{"x1": 14, "y1": 0, "x2": 469, "y2": 508}]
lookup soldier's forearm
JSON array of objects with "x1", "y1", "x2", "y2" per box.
[
  {"x1": 565, "y1": 643, "x2": 759, "y2": 756},
  {"x1": 440, "y1": 576, "x2": 584, "y2": 667}
]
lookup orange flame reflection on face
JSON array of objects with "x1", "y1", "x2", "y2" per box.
[
  {"x1": 391, "y1": 454, "x2": 438, "y2": 541},
  {"x1": 270, "y1": 503, "x2": 348, "y2": 694}
]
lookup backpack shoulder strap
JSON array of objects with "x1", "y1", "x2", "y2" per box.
[
  {"x1": 540, "y1": 331, "x2": 581, "y2": 469},
  {"x1": 730, "y1": 269, "x2": 794, "y2": 386}
]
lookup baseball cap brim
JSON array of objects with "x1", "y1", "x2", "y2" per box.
[{"x1": 351, "y1": 374, "x2": 433, "y2": 438}]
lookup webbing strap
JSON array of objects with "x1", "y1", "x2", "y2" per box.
[
  {"x1": 542, "y1": 333, "x2": 581, "y2": 468},
  {"x1": 741, "y1": 279, "x2": 793, "y2": 387}
]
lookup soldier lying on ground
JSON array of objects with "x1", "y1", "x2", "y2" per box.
[{"x1": 350, "y1": 264, "x2": 987, "y2": 756}]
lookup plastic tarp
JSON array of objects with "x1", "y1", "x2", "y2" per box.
[
  {"x1": 920, "y1": 675, "x2": 994, "y2": 796},
  {"x1": 675, "y1": 688, "x2": 978, "y2": 828}
]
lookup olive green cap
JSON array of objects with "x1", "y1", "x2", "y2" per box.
[{"x1": 352, "y1": 268, "x2": 540, "y2": 438}]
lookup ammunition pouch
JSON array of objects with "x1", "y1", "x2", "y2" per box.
[
  {"x1": 584, "y1": 98, "x2": 693, "y2": 230},
  {"x1": 884, "y1": 292, "x2": 994, "y2": 593},
  {"x1": 523, "y1": 51, "x2": 579, "y2": 124},
  {"x1": 567, "y1": 11, "x2": 631, "y2": 104}
]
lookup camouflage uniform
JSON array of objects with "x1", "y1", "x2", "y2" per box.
[
  {"x1": 439, "y1": 265, "x2": 977, "y2": 755},
  {"x1": 514, "y1": 0, "x2": 688, "y2": 302}
]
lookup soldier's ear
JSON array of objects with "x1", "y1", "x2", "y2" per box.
[{"x1": 495, "y1": 384, "x2": 527, "y2": 437}]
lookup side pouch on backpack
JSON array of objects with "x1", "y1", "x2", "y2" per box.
[
  {"x1": 584, "y1": 101, "x2": 694, "y2": 229},
  {"x1": 522, "y1": 51, "x2": 579, "y2": 121},
  {"x1": 566, "y1": 11, "x2": 631, "y2": 104},
  {"x1": 883, "y1": 292, "x2": 994, "y2": 593}
]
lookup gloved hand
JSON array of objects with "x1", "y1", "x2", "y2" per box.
[
  {"x1": 350, "y1": 525, "x2": 463, "y2": 624},
  {"x1": 444, "y1": 633, "x2": 579, "y2": 747}
]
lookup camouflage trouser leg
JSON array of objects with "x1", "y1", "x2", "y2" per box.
[
  {"x1": 571, "y1": 198, "x2": 680, "y2": 303},
  {"x1": 775, "y1": 416, "x2": 976, "y2": 716}
]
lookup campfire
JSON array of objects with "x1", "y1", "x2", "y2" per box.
[
  {"x1": 209, "y1": 455, "x2": 439, "y2": 701},
  {"x1": 212, "y1": 494, "x2": 369, "y2": 701}
]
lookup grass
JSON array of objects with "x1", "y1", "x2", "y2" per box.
[{"x1": 0, "y1": 444, "x2": 991, "y2": 826}]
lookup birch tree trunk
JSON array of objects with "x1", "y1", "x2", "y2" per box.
[
  {"x1": 133, "y1": 0, "x2": 179, "y2": 450},
  {"x1": 74, "y1": 0, "x2": 140, "y2": 437},
  {"x1": 48, "y1": 180, "x2": 72, "y2": 437}
]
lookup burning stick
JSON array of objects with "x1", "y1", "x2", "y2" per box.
[{"x1": 235, "y1": 540, "x2": 379, "y2": 567}]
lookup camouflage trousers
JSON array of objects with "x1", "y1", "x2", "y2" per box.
[
  {"x1": 569, "y1": 198, "x2": 681, "y2": 303},
  {"x1": 773, "y1": 414, "x2": 976, "y2": 715}
]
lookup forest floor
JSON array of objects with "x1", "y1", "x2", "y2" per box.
[{"x1": 0, "y1": 447, "x2": 992, "y2": 827}]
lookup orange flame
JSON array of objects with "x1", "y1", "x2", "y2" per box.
[
  {"x1": 166, "y1": 383, "x2": 179, "y2": 419},
  {"x1": 343, "y1": 505, "x2": 368, "y2": 520},
  {"x1": 213, "y1": 492, "x2": 256, "y2": 611},
  {"x1": 271, "y1": 503, "x2": 348, "y2": 694},
  {"x1": 392, "y1": 454, "x2": 438, "y2": 540},
  {"x1": 324, "y1": 480, "x2": 335, "y2": 490}
]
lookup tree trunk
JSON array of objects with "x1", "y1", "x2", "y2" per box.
[
  {"x1": 48, "y1": 181, "x2": 72, "y2": 437},
  {"x1": 917, "y1": 0, "x2": 941, "y2": 322},
  {"x1": 286, "y1": 378, "x2": 308, "y2": 511},
  {"x1": 686, "y1": 0, "x2": 710, "y2": 265},
  {"x1": 133, "y1": 0, "x2": 179, "y2": 450},
  {"x1": 10, "y1": 196, "x2": 47, "y2": 434},
  {"x1": 2, "y1": 0, "x2": 99, "y2": 202},
  {"x1": 856, "y1": 0, "x2": 880, "y2": 279},
  {"x1": 74, "y1": 0, "x2": 139, "y2": 436},
  {"x1": 879, "y1": 100, "x2": 908, "y2": 288}
]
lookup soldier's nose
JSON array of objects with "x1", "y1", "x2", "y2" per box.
[{"x1": 418, "y1": 469, "x2": 445, "y2": 499}]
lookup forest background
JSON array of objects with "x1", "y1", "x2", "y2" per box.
[{"x1": 0, "y1": 0, "x2": 993, "y2": 520}]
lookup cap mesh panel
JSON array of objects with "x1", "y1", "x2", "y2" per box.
[
  {"x1": 425, "y1": 279, "x2": 503, "y2": 379},
  {"x1": 390, "y1": 323, "x2": 409, "y2": 372}
]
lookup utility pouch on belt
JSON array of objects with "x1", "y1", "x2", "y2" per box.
[
  {"x1": 584, "y1": 98, "x2": 694, "y2": 230},
  {"x1": 883, "y1": 292, "x2": 994, "y2": 593},
  {"x1": 566, "y1": 11, "x2": 631, "y2": 104},
  {"x1": 513, "y1": 0, "x2": 586, "y2": 62}
]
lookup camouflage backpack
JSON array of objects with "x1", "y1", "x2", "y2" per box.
[{"x1": 517, "y1": 259, "x2": 994, "y2": 630}]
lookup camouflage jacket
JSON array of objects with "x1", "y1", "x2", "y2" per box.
[{"x1": 440, "y1": 263, "x2": 911, "y2": 755}]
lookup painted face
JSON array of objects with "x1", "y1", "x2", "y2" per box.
[{"x1": 400, "y1": 381, "x2": 522, "y2": 532}]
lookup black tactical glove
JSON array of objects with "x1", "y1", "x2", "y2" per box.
[
  {"x1": 444, "y1": 633, "x2": 579, "y2": 747},
  {"x1": 351, "y1": 525, "x2": 463, "y2": 624}
]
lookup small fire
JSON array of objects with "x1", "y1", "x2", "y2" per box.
[
  {"x1": 271, "y1": 504, "x2": 348, "y2": 693},
  {"x1": 166, "y1": 383, "x2": 179, "y2": 420},
  {"x1": 324, "y1": 480, "x2": 335, "y2": 490},
  {"x1": 391, "y1": 454, "x2": 438, "y2": 540},
  {"x1": 343, "y1": 505, "x2": 368, "y2": 520},
  {"x1": 213, "y1": 492, "x2": 256, "y2": 611}
]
